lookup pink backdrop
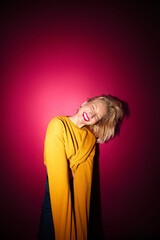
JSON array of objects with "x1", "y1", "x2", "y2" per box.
[{"x1": 1, "y1": 2, "x2": 159, "y2": 239}]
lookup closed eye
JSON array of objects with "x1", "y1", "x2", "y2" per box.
[{"x1": 95, "y1": 115, "x2": 99, "y2": 120}]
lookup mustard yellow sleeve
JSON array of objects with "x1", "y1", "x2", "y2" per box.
[
  {"x1": 44, "y1": 118, "x2": 76, "y2": 240},
  {"x1": 73, "y1": 145, "x2": 96, "y2": 240}
]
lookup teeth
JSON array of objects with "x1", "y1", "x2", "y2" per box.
[{"x1": 84, "y1": 112, "x2": 89, "y2": 120}]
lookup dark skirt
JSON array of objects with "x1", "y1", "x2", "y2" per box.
[{"x1": 38, "y1": 175, "x2": 74, "y2": 240}]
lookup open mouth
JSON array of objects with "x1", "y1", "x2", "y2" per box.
[{"x1": 82, "y1": 112, "x2": 90, "y2": 121}]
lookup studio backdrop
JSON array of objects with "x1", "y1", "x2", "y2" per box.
[{"x1": 1, "y1": 1, "x2": 159, "y2": 239}]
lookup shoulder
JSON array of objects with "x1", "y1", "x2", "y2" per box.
[
  {"x1": 46, "y1": 116, "x2": 65, "y2": 134},
  {"x1": 48, "y1": 116, "x2": 64, "y2": 125}
]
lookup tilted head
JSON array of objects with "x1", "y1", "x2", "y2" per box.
[{"x1": 83, "y1": 94, "x2": 124, "y2": 143}]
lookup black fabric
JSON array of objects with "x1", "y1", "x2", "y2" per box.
[
  {"x1": 38, "y1": 175, "x2": 55, "y2": 240},
  {"x1": 38, "y1": 175, "x2": 74, "y2": 240}
]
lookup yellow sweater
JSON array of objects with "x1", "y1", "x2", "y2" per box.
[{"x1": 44, "y1": 116, "x2": 96, "y2": 240}]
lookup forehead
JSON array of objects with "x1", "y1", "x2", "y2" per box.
[
  {"x1": 90, "y1": 99, "x2": 105, "y2": 106},
  {"x1": 90, "y1": 99, "x2": 107, "y2": 113}
]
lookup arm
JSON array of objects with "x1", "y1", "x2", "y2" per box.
[
  {"x1": 73, "y1": 145, "x2": 96, "y2": 240},
  {"x1": 44, "y1": 118, "x2": 76, "y2": 240}
]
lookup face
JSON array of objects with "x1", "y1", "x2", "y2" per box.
[{"x1": 77, "y1": 99, "x2": 107, "y2": 126}]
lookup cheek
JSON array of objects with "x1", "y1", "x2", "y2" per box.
[
  {"x1": 91, "y1": 118, "x2": 98, "y2": 124},
  {"x1": 79, "y1": 107, "x2": 85, "y2": 114},
  {"x1": 86, "y1": 106, "x2": 91, "y2": 112}
]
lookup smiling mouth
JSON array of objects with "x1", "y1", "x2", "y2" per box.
[{"x1": 82, "y1": 112, "x2": 90, "y2": 121}]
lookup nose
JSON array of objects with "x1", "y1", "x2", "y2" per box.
[{"x1": 89, "y1": 111, "x2": 96, "y2": 119}]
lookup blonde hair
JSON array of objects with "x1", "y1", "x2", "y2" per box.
[{"x1": 85, "y1": 94, "x2": 124, "y2": 143}]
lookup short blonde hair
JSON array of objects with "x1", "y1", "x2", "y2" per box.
[{"x1": 86, "y1": 94, "x2": 124, "y2": 143}]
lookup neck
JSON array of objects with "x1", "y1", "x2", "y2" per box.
[{"x1": 68, "y1": 114, "x2": 85, "y2": 128}]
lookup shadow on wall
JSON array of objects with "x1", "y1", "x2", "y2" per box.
[
  {"x1": 114, "y1": 96, "x2": 130, "y2": 137},
  {"x1": 88, "y1": 97, "x2": 130, "y2": 240}
]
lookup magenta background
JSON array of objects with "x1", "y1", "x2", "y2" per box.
[{"x1": 1, "y1": 2, "x2": 160, "y2": 239}]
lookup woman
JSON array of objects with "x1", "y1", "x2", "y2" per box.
[{"x1": 38, "y1": 94, "x2": 124, "y2": 240}]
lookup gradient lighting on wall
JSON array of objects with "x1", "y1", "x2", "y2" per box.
[{"x1": 1, "y1": 3, "x2": 159, "y2": 240}]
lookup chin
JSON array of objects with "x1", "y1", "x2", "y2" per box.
[{"x1": 86, "y1": 122, "x2": 92, "y2": 126}]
